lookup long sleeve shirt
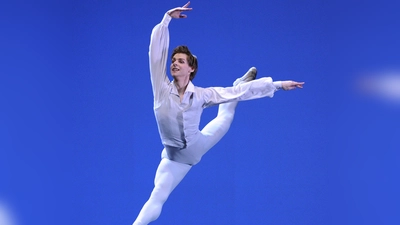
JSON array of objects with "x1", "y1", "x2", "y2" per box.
[{"x1": 150, "y1": 13, "x2": 281, "y2": 148}]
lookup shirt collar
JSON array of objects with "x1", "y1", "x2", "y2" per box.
[
  {"x1": 171, "y1": 80, "x2": 195, "y2": 95},
  {"x1": 186, "y1": 81, "x2": 195, "y2": 93}
]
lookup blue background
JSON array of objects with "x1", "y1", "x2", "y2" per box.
[{"x1": 1, "y1": 0, "x2": 399, "y2": 224}]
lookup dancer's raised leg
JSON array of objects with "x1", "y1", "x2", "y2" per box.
[
  {"x1": 200, "y1": 67, "x2": 257, "y2": 150},
  {"x1": 132, "y1": 158, "x2": 191, "y2": 225}
]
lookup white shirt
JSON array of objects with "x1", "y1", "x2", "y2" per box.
[{"x1": 150, "y1": 13, "x2": 281, "y2": 148}]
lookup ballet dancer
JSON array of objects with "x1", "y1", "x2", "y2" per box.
[{"x1": 132, "y1": 2, "x2": 304, "y2": 224}]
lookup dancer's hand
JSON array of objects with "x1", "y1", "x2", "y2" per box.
[
  {"x1": 167, "y1": 1, "x2": 193, "y2": 19},
  {"x1": 282, "y1": 81, "x2": 305, "y2": 90}
]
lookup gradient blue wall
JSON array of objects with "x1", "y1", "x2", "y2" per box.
[{"x1": 1, "y1": 0, "x2": 399, "y2": 225}]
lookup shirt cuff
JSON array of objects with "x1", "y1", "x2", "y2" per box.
[
  {"x1": 273, "y1": 81, "x2": 282, "y2": 90},
  {"x1": 161, "y1": 13, "x2": 172, "y2": 26}
]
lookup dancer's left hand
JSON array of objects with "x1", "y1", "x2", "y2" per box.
[{"x1": 167, "y1": 1, "x2": 192, "y2": 19}]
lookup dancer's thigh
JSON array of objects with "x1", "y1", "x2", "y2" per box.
[
  {"x1": 200, "y1": 102, "x2": 237, "y2": 151},
  {"x1": 200, "y1": 121, "x2": 229, "y2": 151},
  {"x1": 154, "y1": 158, "x2": 192, "y2": 193}
]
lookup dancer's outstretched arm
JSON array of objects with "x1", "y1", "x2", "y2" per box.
[
  {"x1": 201, "y1": 77, "x2": 305, "y2": 108},
  {"x1": 149, "y1": 2, "x2": 192, "y2": 104}
]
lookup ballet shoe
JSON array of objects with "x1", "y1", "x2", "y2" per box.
[{"x1": 233, "y1": 67, "x2": 257, "y2": 86}]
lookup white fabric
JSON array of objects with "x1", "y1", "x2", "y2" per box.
[
  {"x1": 133, "y1": 13, "x2": 283, "y2": 225},
  {"x1": 150, "y1": 13, "x2": 281, "y2": 149},
  {"x1": 133, "y1": 101, "x2": 237, "y2": 225},
  {"x1": 133, "y1": 158, "x2": 191, "y2": 225}
]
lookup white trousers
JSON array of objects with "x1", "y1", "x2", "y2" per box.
[{"x1": 132, "y1": 101, "x2": 238, "y2": 225}]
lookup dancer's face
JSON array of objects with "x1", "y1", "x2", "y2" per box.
[{"x1": 170, "y1": 53, "x2": 194, "y2": 79}]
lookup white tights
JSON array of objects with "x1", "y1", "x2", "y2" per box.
[{"x1": 132, "y1": 101, "x2": 238, "y2": 225}]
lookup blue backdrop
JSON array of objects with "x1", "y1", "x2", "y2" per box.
[{"x1": 1, "y1": 0, "x2": 399, "y2": 225}]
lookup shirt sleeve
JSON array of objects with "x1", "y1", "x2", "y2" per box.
[
  {"x1": 149, "y1": 13, "x2": 172, "y2": 102},
  {"x1": 202, "y1": 77, "x2": 280, "y2": 107},
  {"x1": 273, "y1": 81, "x2": 282, "y2": 89}
]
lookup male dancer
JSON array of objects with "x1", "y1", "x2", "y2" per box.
[{"x1": 133, "y1": 2, "x2": 304, "y2": 224}]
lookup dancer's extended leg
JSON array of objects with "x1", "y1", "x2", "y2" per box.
[
  {"x1": 201, "y1": 67, "x2": 257, "y2": 150},
  {"x1": 132, "y1": 158, "x2": 191, "y2": 225},
  {"x1": 200, "y1": 101, "x2": 238, "y2": 150}
]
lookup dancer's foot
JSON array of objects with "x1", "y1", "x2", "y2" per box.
[{"x1": 233, "y1": 67, "x2": 257, "y2": 86}]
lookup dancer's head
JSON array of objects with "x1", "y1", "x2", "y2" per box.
[{"x1": 170, "y1": 45, "x2": 198, "y2": 81}]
